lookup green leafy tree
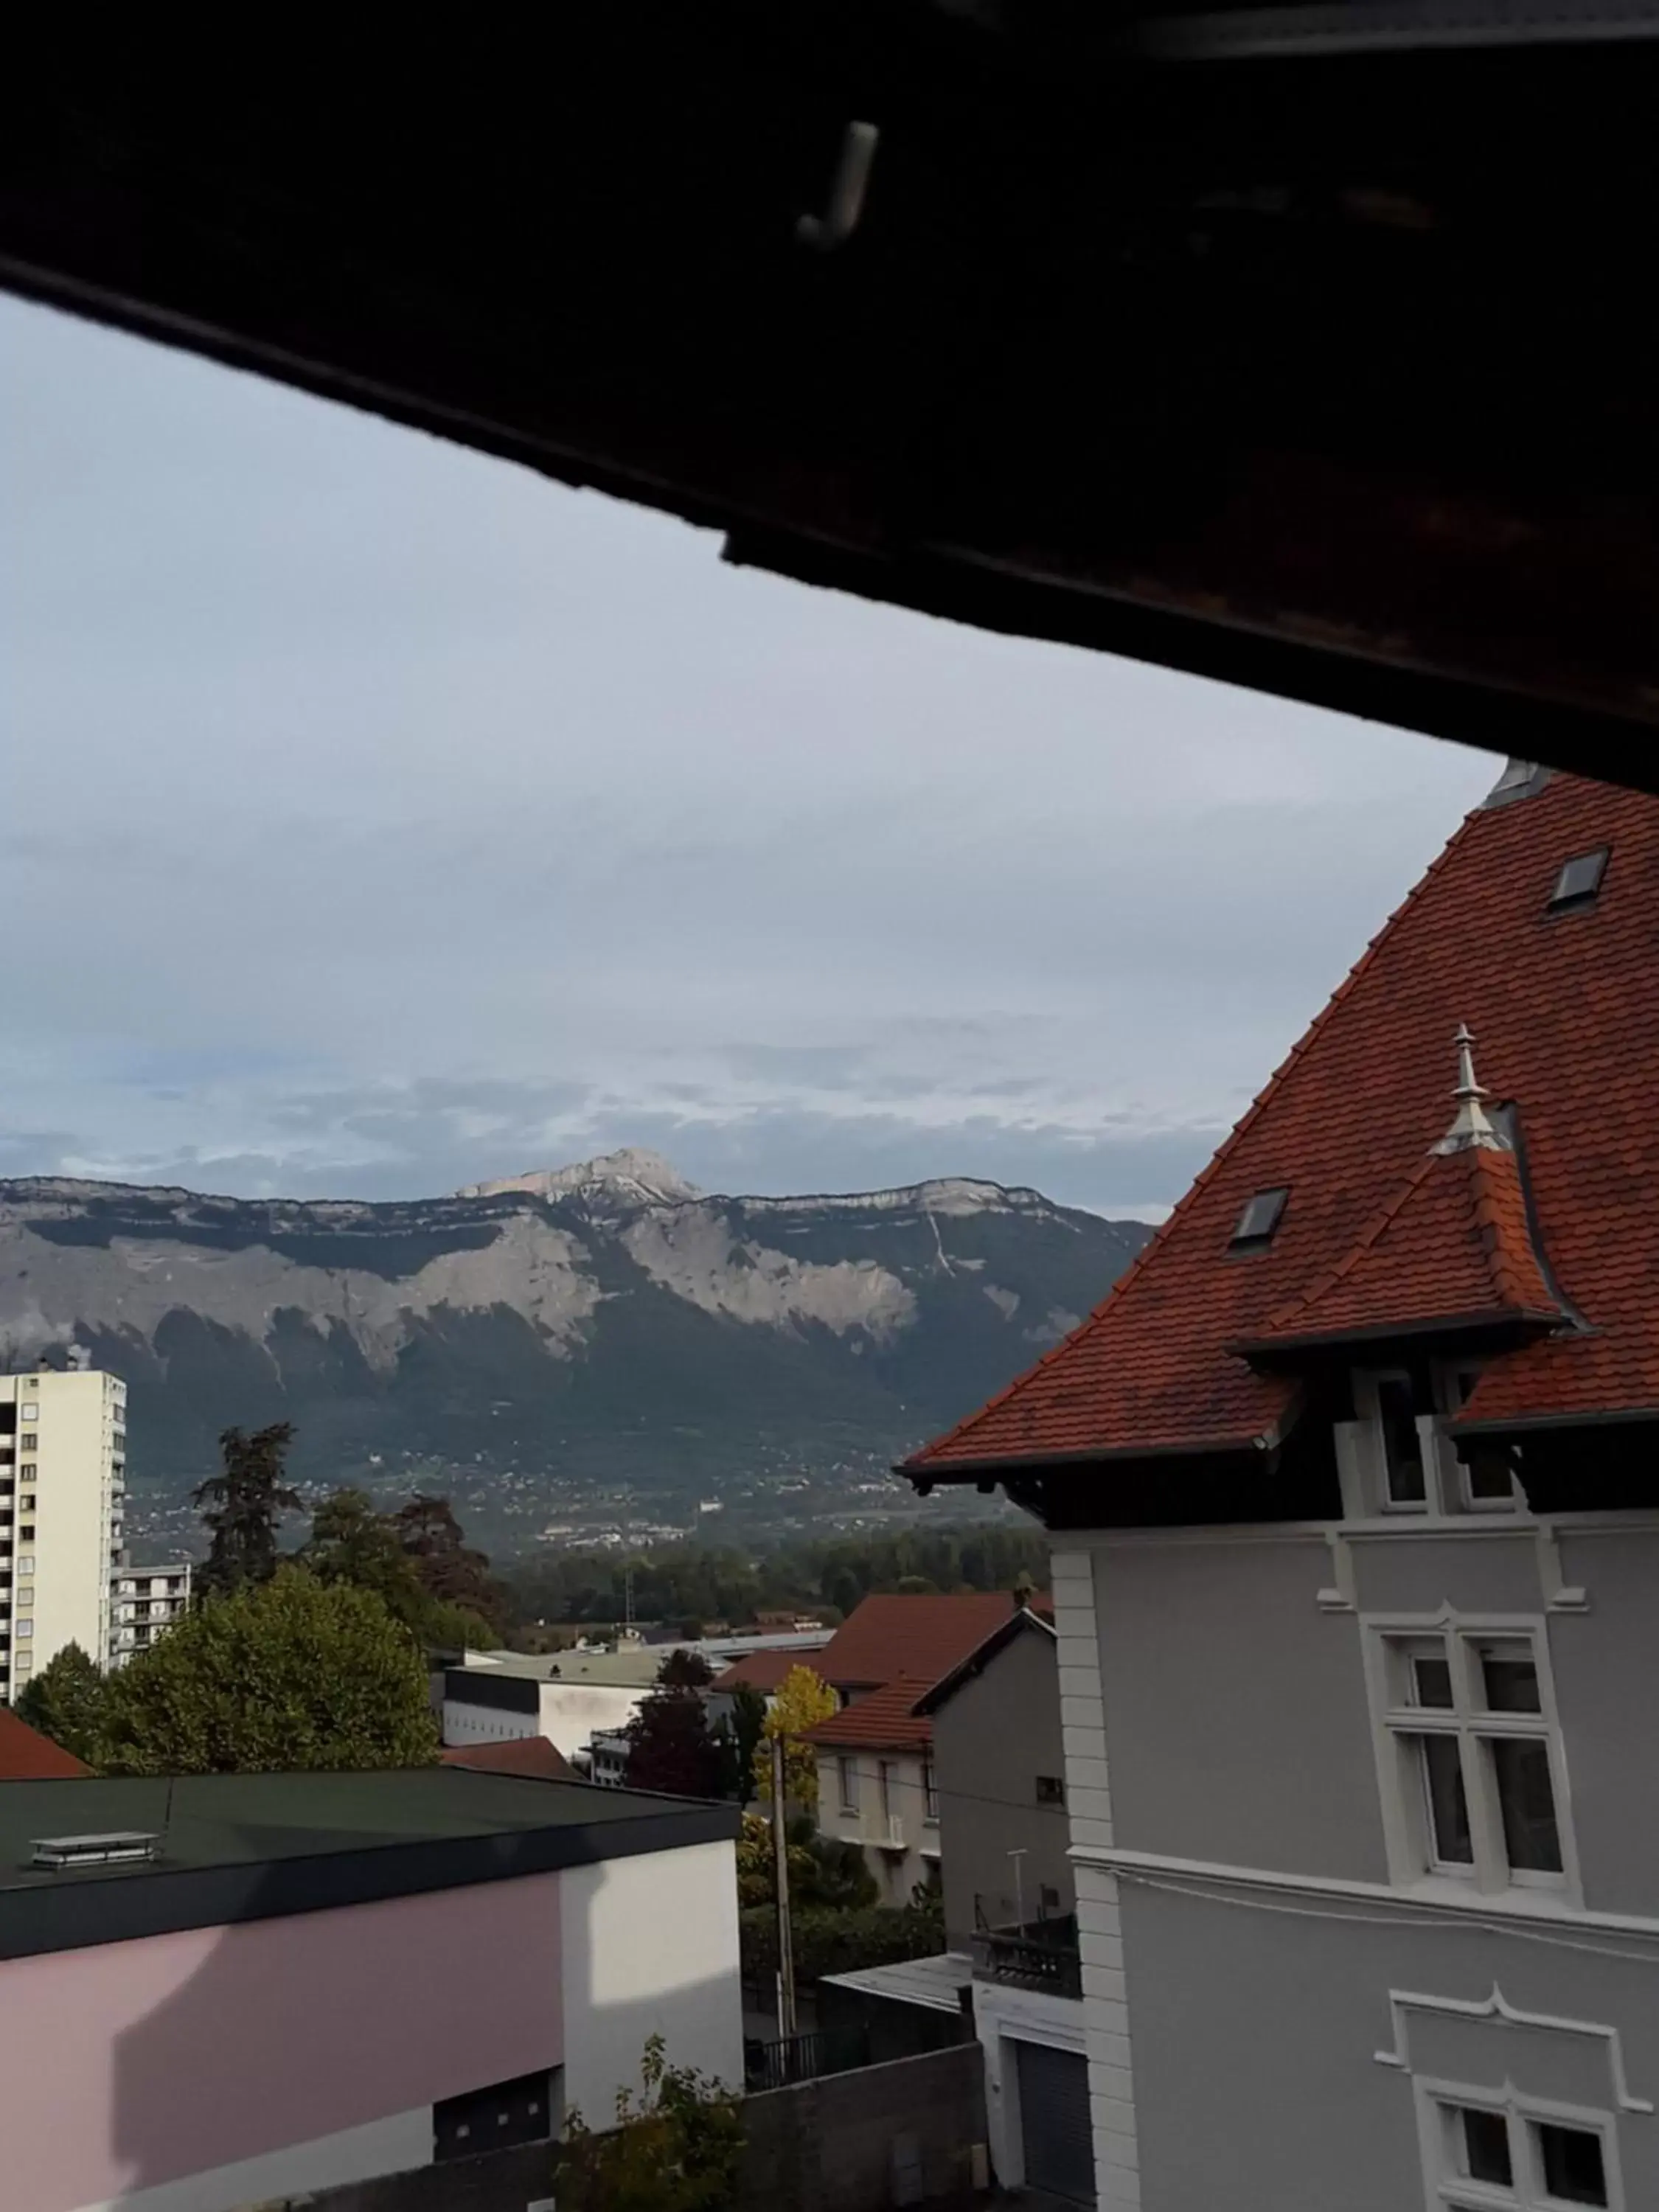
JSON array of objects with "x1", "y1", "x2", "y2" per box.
[
  {"x1": 740, "y1": 1895, "x2": 944, "y2": 1989},
  {"x1": 736, "y1": 1808, "x2": 812, "y2": 1907},
  {"x1": 622, "y1": 1687, "x2": 724, "y2": 1799},
  {"x1": 752, "y1": 1665, "x2": 838, "y2": 1810},
  {"x1": 728, "y1": 1683, "x2": 767, "y2": 1807},
  {"x1": 554, "y1": 2034, "x2": 742, "y2": 2212},
  {"x1": 790, "y1": 1815, "x2": 879, "y2": 1909},
  {"x1": 302, "y1": 1489, "x2": 495, "y2": 1652},
  {"x1": 736, "y1": 1810, "x2": 877, "y2": 1910},
  {"x1": 96, "y1": 1566, "x2": 440, "y2": 1774},
  {"x1": 499, "y1": 1525, "x2": 1053, "y2": 1632},
  {"x1": 657, "y1": 1646, "x2": 714, "y2": 1690},
  {"x1": 393, "y1": 1494, "x2": 504, "y2": 1635},
  {"x1": 194, "y1": 1422, "x2": 302, "y2": 1598},
  {"x1": 15, "y1": 1641, "x2": 107, "y2": 1764}
]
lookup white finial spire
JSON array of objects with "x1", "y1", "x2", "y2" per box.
[{"x1": 1433, "y1": 1023, "x2": 1509, "y2": 1154}]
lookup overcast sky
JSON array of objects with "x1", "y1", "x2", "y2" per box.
[{"x1": 1, "y1": 296, "x2": 1496, "y2": 1220}]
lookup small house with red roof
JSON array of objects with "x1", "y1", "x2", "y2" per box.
[
  {"x1": 905, "y1": 764, "x2": 1659, "y2": 2212},
  {"x1": 805, "y1": 1676, "x2": 942, "y2": 1905},
  {"x1": 796, "y1": 1590, "x2": 1052, "y2": 1907}
]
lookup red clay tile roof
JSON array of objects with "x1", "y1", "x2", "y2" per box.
[
  {"x1": 439, "y1": 1737, "x2": 574, "y2": 1781},
  {"x1": 804, "y1": 1677, "x2": 936, "y2": 1753},
  {"x1": 909, "y1": 770, "x2": 1659, "y2": 1471},
  {"x1": 0, "y1": 1708, "x2": 92, "y2": 1780},
  {"x1": 708, "y1": 1649, "x2": 818, "y2": 1696},
  {"x1": 815, "y1": 1593, "x2": 1038, "y2": 1694},
  {"x1": 1247, "y1": 1146, "x2": 1559, "y2": 1349}
]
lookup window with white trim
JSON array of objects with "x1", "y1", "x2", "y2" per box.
[
  {"x1": 1347, "y1": 1365, "x2": 1522, "y2": 1520},
  {"x1": 1437, "y1": 1362, "x2": 1522, "y2": 1513},
  {"x1": 838, "y1": 1755, "x2": 859, "y2": 1813},
  {"x1": 1430, "y1": 2095, "x2": 1613, "y2": 2208},
  {"x1": 1354, "y1": 1369, "x2": 1435, "y2": 1511},
  {"x1": 1377, "y1": 1372, "x2": 1427, "y2": 1507},
  {"x1": 1371, "y1": 1621, "x2": 1570, "y2": 1894}
]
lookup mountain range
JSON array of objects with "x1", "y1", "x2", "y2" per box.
[{"x1": 0, "y1": 1150, "x2": 1151, "y2": 1544}]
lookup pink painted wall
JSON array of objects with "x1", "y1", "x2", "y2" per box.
[{"x1": 0, "y1": 1867, "x2": 563, "y2": 2211}]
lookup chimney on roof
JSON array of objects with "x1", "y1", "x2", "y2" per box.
[{"x1": 1433, "y1": 1024, "x2": 1511, "y2": 1155}]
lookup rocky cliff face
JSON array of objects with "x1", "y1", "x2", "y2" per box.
[{"x1": 0, "y1": 1154, "x2": 1150, "y2": 1512}]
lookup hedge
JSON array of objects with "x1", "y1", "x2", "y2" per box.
[{"x1": 739, "y1": 1900, "x2": 945, "y2": 1989}]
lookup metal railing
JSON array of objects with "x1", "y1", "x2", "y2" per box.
[
  {"x1": 744, "y1": 2024, "x2": 871, "y2": 2094},
  {"x1": 973, "y1": 1916, "x2": 1082, "y2": 1999}
]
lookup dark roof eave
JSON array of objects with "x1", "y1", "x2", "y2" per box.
[
  {"x1": 807, "y1": 1733, "x2": 930, "y2": 1754},
  {"x1": 900, "y1": 1405, "x2": 1300, "y2": 1487},
  {"x1": 1229, "y1": 1306, "x2": 1563, "y2": 1360},
  {"x1": 1453, "y1": 1404, "x2": 1659, "y2": 1439}
]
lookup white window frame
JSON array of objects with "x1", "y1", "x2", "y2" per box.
[
  {"x1": 1354, "y1": 1368, "x2": 1443, "y2": 1514},
  {"x1": 838, "y1": 1754, "x2": 859, "y2": 1815},
  {"x1": 1415, "y1": 2077, "x2": 1621, "y2": 2211},
  {"x1": 1343, "y1": 1366, "x2": 1523, "y2": 1520},
  {"x1": 1362, "y1": 1610, "x2": 1579, "y2": 1905},
  {"x1": 1435, "y1": 1360, "x2": 1523, "y2": 1515}
]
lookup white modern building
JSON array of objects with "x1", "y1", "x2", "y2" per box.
[
  {"x1": 112, "y1": 1559, "x2": 192, "y2": 1668},
  {"x1": 442, "y1": 1645, "x2": 663, "y2": 1761},
  {"x1": 585, "y1": 1730, "x2": 633, "y2": 1787},
  {"x1": 0, "y1": 1368, "x2": 125, "y2": 1694},
  {"x1": 0, "y1": 1765, "x2": 743, "y2": 2212}
]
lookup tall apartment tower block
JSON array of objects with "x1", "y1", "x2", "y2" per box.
[{"x1": 0, "y1": 1369, "x2": 125, "y2": 1694}]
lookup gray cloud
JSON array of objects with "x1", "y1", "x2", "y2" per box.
[
  {"x1": 0, "y1": 293, "x2": 1498, "y2": 1217},
  {"x1": 25, "y1": 1093, "x2": 1220, "y2": 1218}
]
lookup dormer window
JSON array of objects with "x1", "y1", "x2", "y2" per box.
[
  {"x1": 1548, "y1": 846, "x2": 1609, "y2": 912},
  {"x1": 1340, "y1": 1365, "x2": 1524, "y2": 1521},
  {"x1": 1230, "y1": 1187, "x2": 1288, "y2": 1250},
  {"x1": 1374, "y1": 1374, "x2": 1427, "y2": 1509}
]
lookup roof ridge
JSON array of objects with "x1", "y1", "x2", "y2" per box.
[{"x1": 906, "y1": 799, "x2": 1489, "y2": 1471}]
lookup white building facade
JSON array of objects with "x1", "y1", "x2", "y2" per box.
[
  {"x1": 0, "y1": 1368, "x2": 124, "y2": 1694},
  {"x1": 904, "y1": 767, "x2": 1659, "y2": 2210},
  {"x1": 111, "y1": 1560, "x2": 192, "y2": 1669}
]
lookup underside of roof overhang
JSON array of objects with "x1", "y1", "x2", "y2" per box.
[{"x1": 6, "y1": 7, "x2": 1659, "y2": 785}]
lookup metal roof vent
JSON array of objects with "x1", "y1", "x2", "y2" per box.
[{"x1": 31, "y1": 1831, "x2": 159, "y2": 1871}]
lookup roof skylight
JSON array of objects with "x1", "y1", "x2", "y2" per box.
[
  {"x1": 1548, "y1": 847, "x2": 1610, "y2": 911},
  {"x1": 1231, "y1": 1187, "x2": 1288, "y2": 1249}
]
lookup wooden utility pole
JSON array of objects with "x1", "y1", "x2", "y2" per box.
[{"x1": 770, "y1": 1732, "x2": 797, "y2": 2038}]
